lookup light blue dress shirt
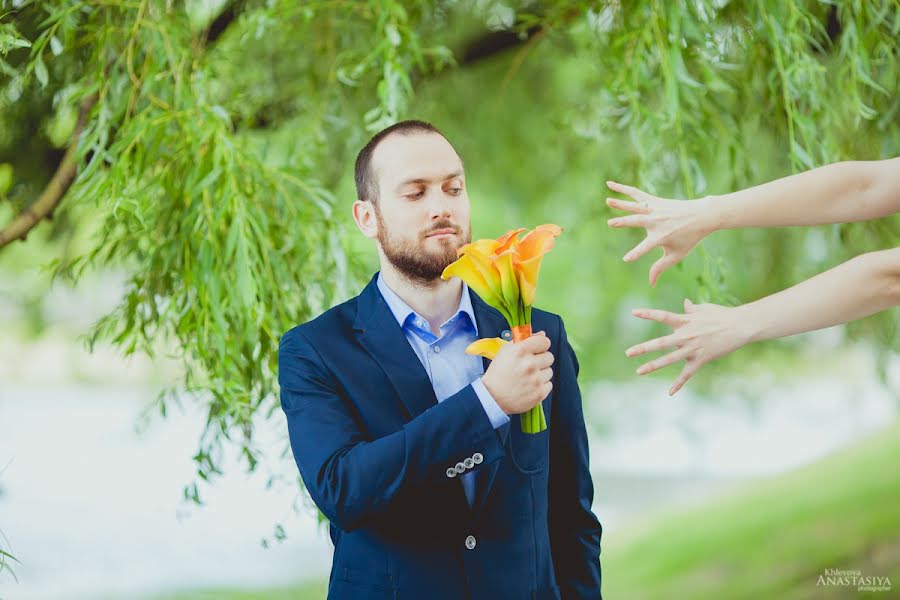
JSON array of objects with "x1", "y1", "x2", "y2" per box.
[{"x1": 376, "y1": 273, "x2": 510, "y2": 506}]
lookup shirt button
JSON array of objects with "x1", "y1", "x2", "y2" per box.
[
  {"x1": 463, "y1": 457, "x2": 474, "y2": 469},
  {"x1": 472, "y1": 453, "x2": 483, "y2": 464},
  {"x1": 465, "y1": 535, "x2": 476, "y2": 550},
  {"x1": 455, "y1": 462, "x2": 466, "y2": 473},
  {"x1": 501, "y1": 329, "x2": 512, "y2": 340},
  {"x1": 446, "y1": 467, "x2": 457, "y2": 478},
  {"x1": 433, "y1": 345, "x2": 441, "y2": 353}
]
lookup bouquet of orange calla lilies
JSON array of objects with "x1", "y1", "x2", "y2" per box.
[{"x1": 441, "y1": 224, "x2": 563, "y2": 434}]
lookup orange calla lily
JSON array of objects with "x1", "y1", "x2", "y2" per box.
[
  {"x1": 495, "y1": 249, "x2": 522, "y2": 323},
  {"x1": 441, "y1": 254, "x2": 509, "y2": 321},
  {"x1": 441, "y1": 223, "x2": 562, "y2": 435},
  {"x1": 442, "y1": 223, "x2": 563, "y2": 324},
  {"x1": 458, "y1": 238, "x2": 501, "y2": 256},
  {"x1": 513, "y1": 224, "x2": 562, "y2": 306},
  {"x1": 495, "y1": 227, "x2": 526, "y2": 254},
  {"x1": 465, "y1": 337, "x2": 507, "y2": 361},
  {"x1": 459, "y1": 246, "x2": 505, "y2": 307}
]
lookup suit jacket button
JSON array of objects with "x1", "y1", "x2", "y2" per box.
[
  {"x1": 501, "y1": 329, "x2": 512, "y2": 340},
  {"x1": 472, "y1": 453, "x2": 483, "y2": 464},
  {"x1": 463, "y1": 457, "x2": 475, "y2": 469},
  {"x1": 446, "y1": 467, "x2": 457, "y2": 478},
  {"x1": 455, "y1": 462, "x2": 466, "y2": 473},
  {"x1": 465, "y1": 535, "x2": 477, "y2": 550}
]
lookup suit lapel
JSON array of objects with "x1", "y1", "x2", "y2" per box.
[
  {"x1": 353, "y1": 273, "x2": 512, "y2": 517},
  {"x1": 353, "y1": 273, "x2": 439, "y2": 421}
]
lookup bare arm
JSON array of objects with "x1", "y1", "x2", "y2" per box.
[
  {"x1": 625, "y1": 247, "x2": 900, "y2": 395},
  {"x1": 606, "y1": 157, "x2": 900, "y2": 286},
  {"x1": 739, "y1": 247, "x2": 900, "y2": 342},
  {"x1": 711, "y1": 158, "x2": 900, "y2": 229}
]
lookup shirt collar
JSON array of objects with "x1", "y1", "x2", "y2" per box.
[{"x1": 376, "y1": 271, "x2": 478, "y2": 335}]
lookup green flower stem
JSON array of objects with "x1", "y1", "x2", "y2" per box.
[{"x1": 522, "y1": 403, "x2": 547, "y2": 434}]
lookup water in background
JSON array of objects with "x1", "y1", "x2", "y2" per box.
[{"x1": 1, "y1": 272, "x2": 897, "y2": 599}]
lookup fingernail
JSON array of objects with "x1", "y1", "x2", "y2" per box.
[{"x1": 623, "y1": 253, "x2": 633, "y2": 261}]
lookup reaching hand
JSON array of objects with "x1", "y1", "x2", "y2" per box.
[
  {"x1": 625, "y1": 299, "x2": 755, "y2": 395},
  {"x1": 605, "y1": 181, "x2": 716, "y2": 287}
]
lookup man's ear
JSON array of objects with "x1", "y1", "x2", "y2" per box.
[{"x1": 352, "y1": 200, "x2": 378, "y2": 239}]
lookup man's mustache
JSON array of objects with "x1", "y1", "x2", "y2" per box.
[{"x1": 423, "y1": 222, "x2": 461, "y2": 237}]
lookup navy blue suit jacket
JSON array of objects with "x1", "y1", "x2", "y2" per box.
[{"x1": 278, "y1": 272, "x2": 602, "y2": 599}]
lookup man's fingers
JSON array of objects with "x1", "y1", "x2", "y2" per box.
[
  {"x1": 635, "y1": 346, "x2": 691, "y2": 375},
  {"x1": 538, "y1": 367, "x2": 553, "y2": 383},
  {"x1": 631, "y1": 308, "x2": 684, "y2": 327},
  {"x1": 534, "y1": 351, "x2": 555, "y2": 369},
  {"x1": 626, "y1": 333, "x2": 680, "y2": 357},
  {"x1": 624, "y1": 236, "x2": 658, "y2": 262},
  {"x1": 541, "y1": 381, "x2": 553, "y2": 397},
  {"x1": 606, "y1": 197, "x2": 650, "y2": 215},
  {"x1": 521, "y1": 333, "x2": 552, "y2": 354}
]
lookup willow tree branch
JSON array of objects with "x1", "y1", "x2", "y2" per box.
[
  {"x1": 203, "y1": 0, "x2": 243, "y2": 48},
  {"x1": 243, "y1": 21, "x2": 549, "y2": 131},
  {"x1": 460, "y1": 24, "x2": 544, "y2": 66},
  {"x1": 0, "y1": 92, "x2": 98, "y2": 249}
]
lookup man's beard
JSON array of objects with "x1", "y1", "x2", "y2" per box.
[{"x1": 375, "y1": 207, "x2": 471, "y2": 286}]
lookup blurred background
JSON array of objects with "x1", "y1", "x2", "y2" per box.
[{"x1": 1, "y1": 0, "x2": 898, "y2": 598}]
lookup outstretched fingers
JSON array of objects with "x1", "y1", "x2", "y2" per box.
[
  {"x1": 626, "y1": 333, "x2": 680, "y2": 357},
  {"x1": 635, "y1": 346, "x2": 692, "y2": 375},
  {"x1": 631, "y1": 308, "x2": 684, "y2": 327},
  {"x1": 606, "y1": 197, "x2": 651, "y2": 215},
  {"x1": 607, "y1": 214, "x2": 651, "y2": 229},
  {"x1": 669, "y1": 362, "x2": 700, "y2": 396},
  {"x1": 606, "y1": 180, "x2": 647, "y2": 201},
  {"x1": 623, "y1": 236, "x2": 658, "y2": 262},
  {"x1": 649, "y1": 251, "x2": 681, "y2": 287}
]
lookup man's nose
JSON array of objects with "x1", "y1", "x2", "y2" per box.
[{"x1": 426, "y1": 189, "x2": 453, "y2": 219}]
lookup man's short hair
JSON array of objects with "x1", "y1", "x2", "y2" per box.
[{"x1": 354, "y1": 120, "x2": 454, "y2": 205}]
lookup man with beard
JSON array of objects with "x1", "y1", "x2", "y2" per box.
[{"x1": 278, "y1": 120, "x2": 602, "y2": 600}]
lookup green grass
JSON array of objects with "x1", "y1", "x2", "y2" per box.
[
  {"x1": 146, "y1": 580, "x2": 327, "y2": 600},
  {"x1": 150, "y1": 421, "x2": 900, "y2": 599},
  {"x1": 604, "y1": 420, "x2": 900, "y2": 599}
]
